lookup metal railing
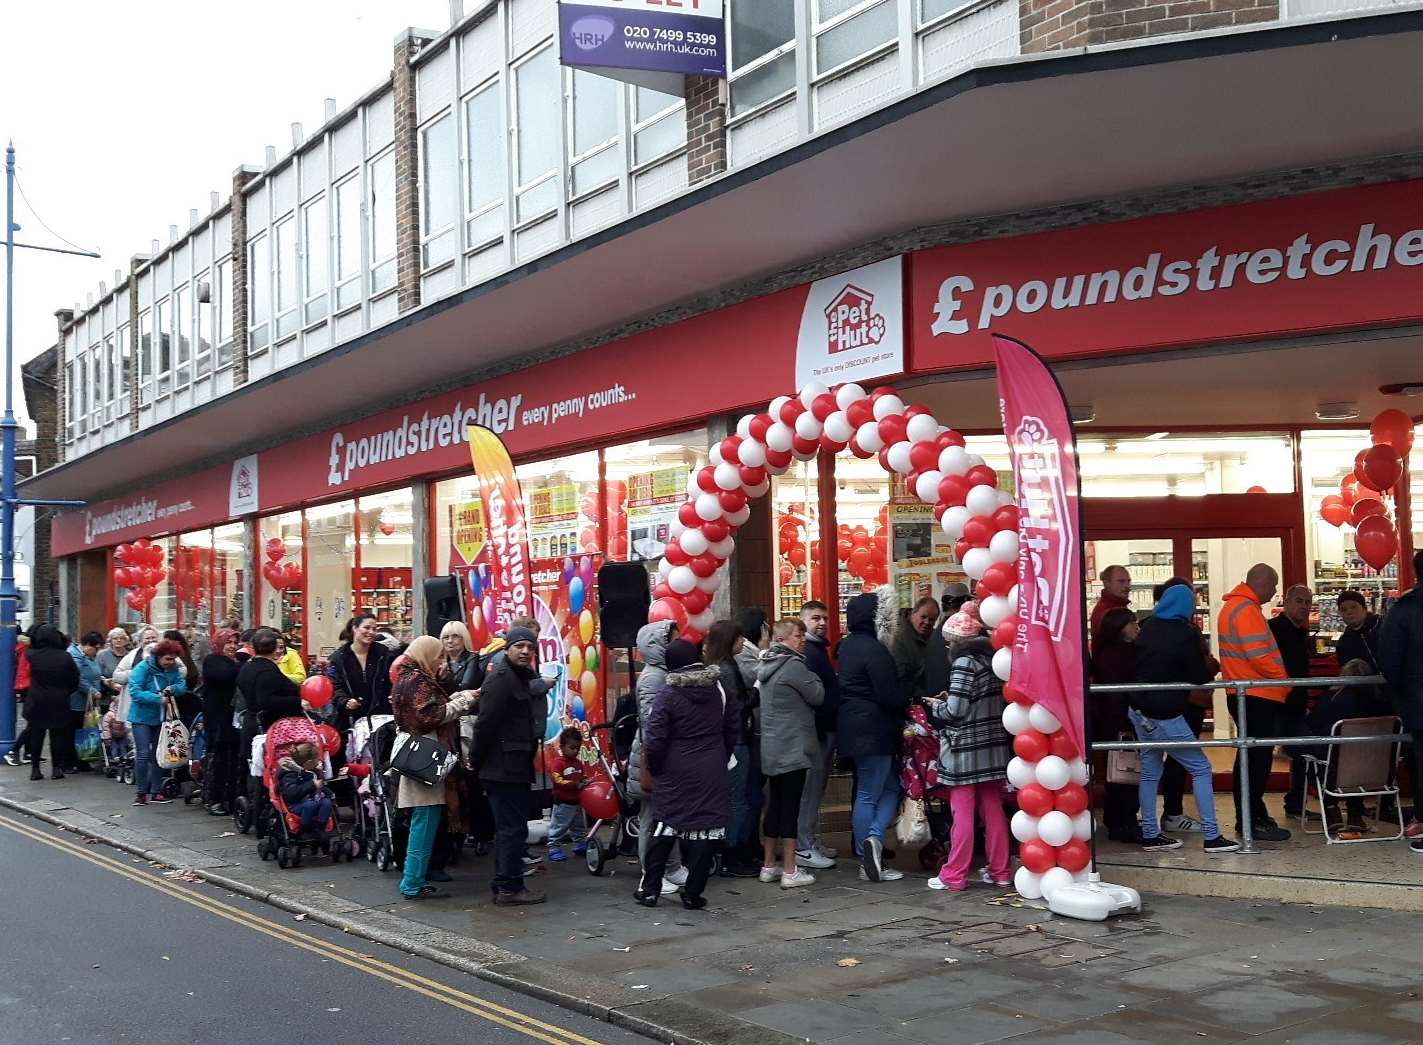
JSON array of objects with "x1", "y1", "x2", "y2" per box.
[{"x1": 1089, "y1": 675, "x2": 1411, "y2": 855}]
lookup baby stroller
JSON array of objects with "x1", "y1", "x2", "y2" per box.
[
  {"x1": 180, "y1": 712, "x2": 207, "y2": 805},
  {"x1": 350, "y1": 715, "x2": 401, "y2": 872},
  {"x1": 100, "y1": 706, "x2": 135, "y2": 785},
  {"x1": 581, "y1": 715, "x2": 642, "y2": 876},
  {"x1": 901, "y1": 702, "x2": 956, "y2": 871},
  {"x1": 254, "y1": 716, "x2": 360, "y2": 869}
]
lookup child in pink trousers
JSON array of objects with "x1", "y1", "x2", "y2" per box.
[{"x1": 924, "y1": 602, "x2": 1014, "y2": 891}]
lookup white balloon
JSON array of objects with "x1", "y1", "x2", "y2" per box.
[
  {"x1": 736, "y1": 414, "x2": 754, "y2": 440},
  {"x1": 997, "y1": 490, "x2": 1016, "y2": 508},
  {"x1": 794, "y1": 412, "x2": 823, "y2": 440},
  {"x1": 835, "y1": 382, "x2": 867, "y2": 409},
  {"x1": 744, "y1": 480, "x2": 770, "y2": 499},
  {"x1": 687, "y1": 471, "x2": 703, "y2": 499},
  {"x1": 962, "y1": 547, "x2": 993, "y2": 581},
  {"x1": 1014, "y1": 866, "x2": 1044, "y2": 900},
  {"x1": 1005, "y1": 756, "x2": 1036, "y2": 789},
  {"x1": 1010, "y1": 810, "x2": 1040, "y2": 843},
  {"x1": 989, "y1": 529, "x2": 1019, "y2": 564},
  {"x1": 823, "y1": 411, "x2": 854, "y2": 443},
  {"x1": 738, "y1": 440, "x2": 767, "y2": 468},
  {"x1": 709, "y1": 444, "x2": 724, "y2": 467},
  {"x1": 726, "y1": 505, "x2": 751, "y2": 527},
  {"x1": 886, "y1": 441, "x2": 913, "y2": 475},
  {"x1": 1071, "y1": 810, "x2": 1094, "y2": 841},
  {"x1": 938, "y1": 446, "x2": 971, "y2": 476},
  {"x1": 1007, "y1": 584, "x2": 1020, "y2": 611},
  {"x1": 906, "y1": 413, "x2": 939, "y2": 444},
  {"x1": 965, "y1": 453, "x2": 986, "y2": 469},
  {"x1": 768, "y1": 395, "x2": 791, "y2": 419},
  {"x1": 1002, "y1": 702, "x2": 1031, "y2": 735},
  {"x1": 966, "y1": 484, "x2": 1000, "y2": 517},
  {"x1": 1035, "y1": 755, "x2": 1071, "y2": 792},
  {"x1": 669, "y1": 519, "x2": 686, "y2": 540},
  {"x1": 1028, "y1": 704, "x2": 1062, "y2": 734},
  {"x1": 714, "y1": 462, "x2": 742, "y2": 491},
  {"x1": 765, "y1": 422, "x2": 794, "y2": 452},
  {"x1": 668, "y1": 565, "x2": 697, "y2": 594},
  {"x1": 695, "y1": 493, "x2": 723, "y2": 521},
  {"x1": 1068, "y1": 757, "x2": 1089, "y2": 786},
  {"x1": 855, "y1": 422, "x2": 884, "y2": 453},
  {"x1": 1071, "y1": 867, "x2": 1092, "y2": 883},
  {"x1": 1040, "y1": 866, "x2": 1074, "y2": 900},
  {"x1": 710, "y1": 536, "x2": 736, "y2": 558},
  {"x1": 799, "y1": 381, "x2": 828, "y2": 408},
  {"x1": 695, "y1": 570, "x2": 722, "y2": 592},
  {"x1": 992, "y1": 646, "x2": 1012, "y2": 681},
  {"x1": 680, "y1": 528, "x2": 709, "y2": 556},
  {"x1": 1037, "y1": 809, "x2": 1073, "y2": 846},
  {"x1": 979, "y1": 594, "x2": 1011, "y2": 629},
  {"x1": 872, "y1": 394, "x2": 905, "y2": 420},
  {"x1": 657, "y1": 557, "x2": 673, "y2": 579},
  {"x1": 914, "y1": 470, "x2": 943, "y2": 504},
  {"x1": 940, "y1": 506, "x2": 969, "y2": 540},
  {"x1": 689, "y1": 608, "x2": 716, "y2": 632}
]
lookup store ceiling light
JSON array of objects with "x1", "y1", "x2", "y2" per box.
[
  {"x1": 1379, "y1": 382, "x2": 1423, "y2": 397},
  {"x1": 1069, "y1": 404, "x2": 1096, "y2": 424},
  {"x1": 1315, "y1": 401, "x2": 1360, "y2": 421},
  {"x1": 1144, "y1": 431, "x2": 1169, "y2": 441}
]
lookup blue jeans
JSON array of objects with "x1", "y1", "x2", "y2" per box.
[
  {"x1": 852, "y1": 754, "x2": 901, "y2": 854},
  {"x1": 292, "y1": 795, "x2": 334, "y2": 834},
  {"x1": 131, "y1": 723, "x2": 164, "y2": 796},
  {"x1": 400, "y1": 805, "x2": 441, "y2": 896},
  {"x1": 1128, "y1": 709, "x2": 1221, "y2": 839},
  {"x1": 548, "y1": 801, "x2": 586, "y2": 845}
]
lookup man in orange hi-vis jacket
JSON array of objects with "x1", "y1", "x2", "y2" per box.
[{"x1": 1218, "y1": 563, "x2": 1292, "y2": 842}]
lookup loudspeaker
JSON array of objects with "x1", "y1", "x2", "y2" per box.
[
  {"x1": 423, "y1": 574, "x2": 465, "y2": 638},
  {"x1": 598, "y1": 561, "x2": 652, "y2": 648}
]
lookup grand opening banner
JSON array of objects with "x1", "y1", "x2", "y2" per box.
[
  {"x1": 558, "y1": 0, "x2": 725, "y2": 80},
  {"x1": 466, "y1": 425, "x2": 534, "y2": 637}
]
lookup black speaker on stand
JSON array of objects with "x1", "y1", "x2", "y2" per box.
[
  {"x1": 422, "y1": 574, "x2": 466, "y2": 638},
  {"x1": 598, "y1": 561, "x2": 652, "y2": 648}
]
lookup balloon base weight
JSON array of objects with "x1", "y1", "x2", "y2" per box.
[{"x1": 1045, "y1": 873, "x2": 1141, "y2": 922}]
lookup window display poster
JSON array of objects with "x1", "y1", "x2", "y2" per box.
[
  {"x1": 530, "y1": 552, "x2": 606, "y2": 745},
  {"x1": 888, "y1": 499, "x2": 964, "y2": 609},
  {"x1": 527, "y1": 482, "x2": 583, "y2": 562},
  {"x1": 447, "y1": 499, "x2": 497, "y2": 646},
  {"x1": 624, "y1": 465, "x2": 686, "y2": 562}
]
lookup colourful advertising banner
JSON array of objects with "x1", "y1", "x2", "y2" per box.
[
  {"x1": 558, "y1": 0, "x2": 725, "y2": 80},
  {"x1": 531, "y1": 554, "x2": 606, "y2": 744},
  {"x1": 994, "y1": 334, "x2": 1086, "y2": 760},
  {"x1": 466, "y1": 425, "x2": 534, "y2": 641}
]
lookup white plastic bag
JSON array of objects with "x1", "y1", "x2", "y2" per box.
[{"x1": 895, "y1": 796, "x2": 931, "y2": 846}]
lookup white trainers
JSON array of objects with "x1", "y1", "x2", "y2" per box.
[
  {"x1": 1161, "y1": 814, "x2": 1202, "y2": 833},
  {"x1": 813, "y1": 842, "x2": 839, "y2": 860},
  {"x1": 660, "y1": 878, "x2": 679, "y2": 896},
  {"x1": 758, "y1": 866, "x2": 781, "y2": 883},
  {"x1": 664, "y1": 865, "x2": 690, "y2": 887},
  {"x1": 979, "y1": 867, "x2": 1013, "y2": 888},
  {"x1": 780, "y1": 869, "x2": 816, "y2": 889},
  {"x1": 859, "y1": 866, "x2": 904, "y2": 882},
  {"x1": 795, "y1": 848, "x2": 836, "y2": 869}
]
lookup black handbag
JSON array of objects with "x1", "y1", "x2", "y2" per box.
[{"x1": 390, "y1": 732, "x2": 458, "y2": 787}]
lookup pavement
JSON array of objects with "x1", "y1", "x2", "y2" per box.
[{"x1": 5, "y1": 767, "x2": 1423, "y2": 1045}]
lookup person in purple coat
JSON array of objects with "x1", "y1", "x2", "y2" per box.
[{"x1": 635, "y1": 639, "x2": 740, "y2": 910}]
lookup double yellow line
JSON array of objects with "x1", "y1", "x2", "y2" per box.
[{"x1": 0, "y1": 812, "x2": 606, "y2": 1045}]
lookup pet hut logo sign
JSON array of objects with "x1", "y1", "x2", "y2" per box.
[{"x1": 795, "y1": 256, "x2": 904, "y2": 389}]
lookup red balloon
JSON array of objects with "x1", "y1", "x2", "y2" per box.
[
  {"x1": 696, "y1": 466, "x2": 719, "y2": 493},
  {"x1": 1004, "y1": 683, "x2": 1031, "y2": 706},
  {"x1": 848, "y1": 437, "x2": 875, "y2": 460},
  {"x1": 954, "y1": 538, "x2": 972, "y2": 562},
  {"x1": 682, "y1": 588, "x2": 711, "y2": 615},
  {"x1": 877, "y1": 415, "x2": 908, "y2": 446},
  {"x1": 678, "y1": 502, "x2": 701, "y2": 528},
  {"x1": 787, "y1": 545, "x2": 807, "y2": 567},
  {"x1": 124, "y1": 590, "x2": 147, "y2": 610},
  {"x1": 739, "y1": 464, "x2": 768, "y2": 488},
  {"x1": 111, "y1": 567, "x2": 128, "y2": 587},
  {"x1": 1246, "y1": 485, "x2": 1267, "y2": 495},
  {"x1": 1056, "y1": 838, "x2": 1091, "y2": 872},
  {"x1": 1319, "y1": 495, "x2": 1349, "y2": 528},
  {"x1": 836, "y1": 539, "x2": 853, "y2": 561},
  {"x1": 689, "y1": 553, "x2": 719, "y2": 578},
  {"x1": 779, "y1": 564, "x2": 794, "y2": 585},
  {"x1": 966, "y1": 464, "x2": 998, "y2": 489},
  {"x1": 719, "y1": 436, "x2": 743, "y2": 464},
  {"x1": 652, "y1": 582, "x2": 673, "y2": 601},
  {"x1": 992, "y1": 505, "x2": 1020, "y2": 532},
  {"x1": 1049, "y1": 732, "x2": 1079, "y2": 761},
  {"x1": 748, "y1": 413, "x2": 774, "y2": 443},
  {"x1": 779, "y1": 398, "x2": 806, "y2": 425},
  {"x1": 1016, "y1": 783, "x2": 1054, "y2": 817},
  {"x1": 1360, "y1": 443, "x2": 1403, "y2": 492},
  {"x1": 991, "y1": 620, "x2": 1016, "y2": 650},
  {"x1": 262, "y1": 561, "x2": 284, "y2": 588},
  {"x1": 938, "y1": 474, "x2": 970, "y2": 507},
  {"x1": 848, "y1": 546, "x2": 872, "y2": 575},
  {"x1": 1018, "y1": 838, "x2": 1058, "y2": 874},
  {"x1": 1350, "y1": 497, "x2": 1387, "y2": 526},
  {"x1": 1370, "y1": 408, "x2": 1415, "y2": 454},
  {"x1": 962, "y1": 515, "x2": 995, "y2": 547},
  {"x1": 664, "y1": 541, "x2": 690, "y2": 566},
  {"x1": 303, "y1": 676, "x2": 335, "y2": 710},
  {"x1": 115, "y1": 543, "x2": 134, "y2": 565},
  {"x1": 718, "y1": 489, "x2": 747, "y2": 513},
  {"x1": 791, "y1": 434, "x2": 820, "y2": 457},
  {"x1": 810, "y1": 393, "x2": 838, "y2": 421},
  {"x1": 283, "y1": 563, "x2": 304, "y2": 587},
  {"x1": 388, "y1": 654, "x2": 408, "y2": 684},
  {"x1": 937, "y1": 430, "x2": 966, "y2": 449},
  {"x1": 909, "y1": 441, "x2": 939, "y2": 473},
  {"x1": 134, "y1": 538, "x2": 153, "y2": 552},
  {"x1": 649, "y1": 597, "x2": 690, "y2": 630},
  {"x1": 1355, "y1": 515, "x2": 1397, "y2": 571},
  {"x1": 1339, "y1": 475, "x2": 1361, "y2": 507},
  {"x1": 702, "y1": 519, "x2": 731, "y2": 543},
  {"x1": 1013, "y1": 729, "x2": 1051, "y2": 762},
  {"x1": 265, "y1": 537, "x2": 285, "y2": 563},
  {"x1": 1054, "y1": 782, "x2": 1089, "y2": 815},
  {"x1": 845, "y1": 399, "x2": 875, "y2": 428},
  {"x1": 981, "y1": 562, "x2": 1016, "y2": 596},
  {"x1": 681, "y1": 627, "x2": 705, "y2": 645},
  {"x1": 903, "y1": 403, "x2": 932, "y2": 418},
  {"x1": 313, "y1": 722, "x2": 342, "y2": 755}
]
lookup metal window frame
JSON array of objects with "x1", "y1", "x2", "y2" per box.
[
  {"x1": 193, "y1": 266, "x2": 213, "y2": 379},
  {"x1": 459, "y1": 74, "x2": 507, "y2": 252},
  {"x1": 629, "y1": 86, "x2": 687, "y2": 169},
  {"x1": 511, "y1": 41, "x2": 563, "y2": 226},
  {"x1": 300, "y1": 194, "x2": 332, "y2": 327},
  {"x1": 173, "y1": 283, "x2": 192, "y2": 390},
  {"x1": 366, "y1": 146, "x2": 398, "y2": 295},
  {"x1": 566, "y1": 67, "x2": 624, "y2": 203},
  {"x1": 213, "y1": 257, "x2": 234, "y2": 370},
  {"x1": 418, "y1": 108, "x2": 460, "y2": 269}
]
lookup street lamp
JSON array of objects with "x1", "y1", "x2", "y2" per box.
[{"x1": 0, "y1": 142, "x2": 96, "y2": 758}]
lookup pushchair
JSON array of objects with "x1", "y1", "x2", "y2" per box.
[
  {"x1": 100, "y1": 706, "x2": 135, "y2": 785},
  {"x1": 350, "y1": 715, "x2": 401, "y2": 872},
  {"x1": 254, "y1": 716, "x2": 360, "y2": 869},
  {"x1": 581, "y1": 715, "x2": 641, "y2": 876},
  {"x1": 901, "y1": 702, "x2": 956, "y2": 871},
  {"x1": 180, "y1": 712, "x2": 207, "y2": 805}
]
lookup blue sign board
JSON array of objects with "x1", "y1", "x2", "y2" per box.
[{"x1": 558, "y1": 1, "x2": 726, "y2": 79}]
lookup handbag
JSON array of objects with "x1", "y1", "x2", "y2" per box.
[
  {"x1": 156, "y1": 701, "x2": 191, "y2": 770},
  {"x1": 75, "y1": 726, "x2": 103, "y2": 763},
  {"x1": 390, "y1": 731, "x2": 458, "y2": 787},
  {"x1": 1106, "y1": 732, "x2": 1141, "y2": 784},
  {"x1": 894, "y1": 796, "x2": 931, "y2": 846}
]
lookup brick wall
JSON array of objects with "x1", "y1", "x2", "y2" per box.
[
  {"x1": 685, "y1": 75, "x2": 727, "y2": 186},
  {"x1": 229, "y1": 168, "x2": 258, "y2": 386},
  {"x1": 1021, "y1": 0, "x2": 1278, "y2": 51},
  {"x1": 393, "y1": 32, "x2": 429, "y2": 315},
  {"x1": 53, "y1": 310, "x2": 71, "y2": 460}
]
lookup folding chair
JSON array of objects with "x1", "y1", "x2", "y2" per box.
[{"x1": 1300, "y1": 716, "x2": 1405, "y2": 844}]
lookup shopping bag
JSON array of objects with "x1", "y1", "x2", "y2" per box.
[
  {"x1": 156, "y1": 717, "x2": 191, "y2": 770},
  {"x1": 894, "y1": 796, "x2": 931, "y2": 846},
  {"x1": 82, "y1": 705, "x2": 101, "y2": 730},
  {"x1": 75, "y1": 726, "x2": 102, "y2": 763},
  {"x1": 1106, "y1": 733, "x2": 1141, "y2": 785},
  {"x1": 390, "y1": 731, "x2": 458, "y2": 787}
]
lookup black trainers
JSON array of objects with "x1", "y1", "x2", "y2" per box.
[
  {"x1": 1410, "y1": 837, "x2": 1423, "y2": 854},
  {"x1": 1246, "y1": 822, "x2": 1291, "y2": 842},
  {"x1": 1204, "y1": 835, "x2": 1240, "y2": 854},
  {"x1": 861, "y1": 837, "x2": 883, "y2": 882},
  {"x1": 1140, "y1": 834, "x2": 1182, "y2": 851}
]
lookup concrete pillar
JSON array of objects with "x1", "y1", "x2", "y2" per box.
[{"x1": 412, "y1": 479, "x2": 431, "y2": 634}]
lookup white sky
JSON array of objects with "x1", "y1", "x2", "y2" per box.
[{"x1": 0, "y1": 0, "x2": 453, "y2": 425}]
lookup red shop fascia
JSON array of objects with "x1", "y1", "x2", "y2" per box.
[{"x1": 53, "y1": 178, "x2": 1423, "y2": 629}]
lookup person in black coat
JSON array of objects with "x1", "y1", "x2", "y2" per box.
[
  {"x1": 1089, "y1": 608, "x2": 1141, "y2": 842},
  {"x1": 328, "y1": 614, "x2": 394, "y2": 732},
  {"x1": 200, "y1": 629, "x2": 242, "y2": 816},
  {"x1": 23, "y1": 625, "x2": 80, "y2": 781},
  {"x1": 836, "y1": 592, "x2": 909, "y2": 881},
  {"x1": 471, "y1": 627, "x2": 543, "y2": 905},
  {"x1": 1379, "y1": 552, "x2": 1423, "y2": 847},
  {"x1": 1335, "y1": 591, "x2": 1382, "y2": 673},
  {"x1": 797, "y1": 600, "x2": 840, "y2": 863}
]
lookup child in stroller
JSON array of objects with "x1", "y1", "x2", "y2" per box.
[
  {"x1": 100, "y1": 701, "x2": 134, "y2": 783},
  {"x1": 901, "y1": 702, "x2": 956, "y2": 871},
  {"x1": 255, "y1": 715, "x2": 359, "y2": 868},
  {"x1": 278, "y1": 742, "x2": 336, "y2": 834}
]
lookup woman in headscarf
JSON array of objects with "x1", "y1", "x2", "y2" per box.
[
  {"x1": 391, "y1": 636, "x2": 476, "y2": 900},
  {"x1": 201, "y1": 629, "x2": 242, "y2": 817}
]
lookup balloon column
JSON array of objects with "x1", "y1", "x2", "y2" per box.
[
  {"x1": 112, "y1": 539, "x2": 166, "y2": 612},
  {"x1": 836, "y1": 510, "x2": 890, "y2": 591},
  {"x1": 1317, "y1": 409, "x2": 1413, "y2": 572},
  {"x1": 173, "y1": 543, "x2": 212, "y2": 612},
  {"x1": 260, "y1": 537, "x2": 304, "y2": 592}
]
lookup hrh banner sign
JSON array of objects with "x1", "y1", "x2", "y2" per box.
[{"x1": 558, "y1": 0, "x2": 726, "y2": 80}]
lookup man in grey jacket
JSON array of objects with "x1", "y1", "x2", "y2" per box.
[
  {"x1": 627, "y1": 620, "x2": 684, "y2": 893},
  {"x1": 755, "y1": 619, "x2": 824, "y2": 889}
]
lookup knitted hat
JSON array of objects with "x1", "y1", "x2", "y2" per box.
[
  {"x1": 504, "y1": 626, "x2": 538, "y2": 649},
  {"x1": 943, "y1": 601, "x2": 985, "y2": 639},
  {"x1": 664, "y1": 638, "x2": 701, "y2": 672}
]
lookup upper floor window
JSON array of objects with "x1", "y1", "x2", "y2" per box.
[
  {"x1": 155, "y1": 297, "x2": 172, "y2": 396},
  {"x1": 275, "y1": 214, "x2": 299, "y2": 338},
  {"x1": 513, "y1": 45, "x2": 561, "y2": 222},
  {"x1": 174, "y1": 285, "x2": 191, "y2": 388},
  {"x1": 728, "y1": 0, "x2": 796, "y2": 116},
  {"x1": 334, "y1": 174, "x2": 362, "y2": 310},
  {"x1": 633, "y1": 86, "x2": 685, "y2": 165},
  {"x1": 464, "y1": 81, "x2": 505, "y2": 248},
  {"x1": 569, "y1": 70, "x2": 620, "y2": 197},
  {"x1": 420, "y1": 113, "x2": 458, "y2": 268},
  {"x1": 302, "y1": 196, "x2": 329, "y2": 324},
  {"x1": 813, "y1": 0, "x2": 897, "y2": 75},
  {"x1": 368, "y1": 150, "x2": 397, "y2": 293},
  {"x1": 248, "y1": 233, "x2": 271, "y2": 351}
]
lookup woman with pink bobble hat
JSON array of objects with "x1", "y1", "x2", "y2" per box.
[{"x1": 923, "y1": 601, "x2": 1014, "y2": 891}]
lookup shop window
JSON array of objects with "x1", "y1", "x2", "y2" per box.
[
  {"x1": 814, "y1": 0, "x2": 897, "y2": 76},
  {"x1": 259, "y1": 511, "x2": 307, "y2": 656},
  {"x1": 604, "y1": 430, "x2": 710, "y2": 579},
  {"x1": 728, "y1": 0, "x2": 796, "y2": 116},
  {"x1": 517, "y1": 451, "x2": 602, "y2": 564},
  {"x1": 302, "y1": 195, "x2": 329, "y2": 325},
  {"x1": 175, "y1": 531, "x2": 214, "y2": 632},
  {"x1": 772, "y1": 458, "x2": 823, "y2": 620},
  {"x1": 368, "y1": 150, "x2": 397, "y2": 294},
  {"x1": 420, "y1": 113, "x2": 458, "y2": 268},
  {"x1": 303, "y1": 500, "x2": 354, "y2": 657},
  {"x1": 1078, "y1": 431, "x2": 1293, "y2": 498},
  {"x1": 211, "y1": 523, "x2": 246, "y2": 628},
  {"x1": 831, "y1": 455, "x2": 890, "y2": 623},
  {"x1": 355, "y1": 489, "x2": 415, "y2": 642},
  {"x1": 464, "y1": 80, "x2": 506, "y2": 248},
  {"x1": 334, "y1": 173, "x2": 363, "y2": 309},
  {"x1": 150, "y1": 536, "x2": 177, "y2": 630}
]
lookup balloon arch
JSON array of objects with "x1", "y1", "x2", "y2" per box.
[{"x1": 644, "y1": 379, "x2": 1091, "y2": 899}]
